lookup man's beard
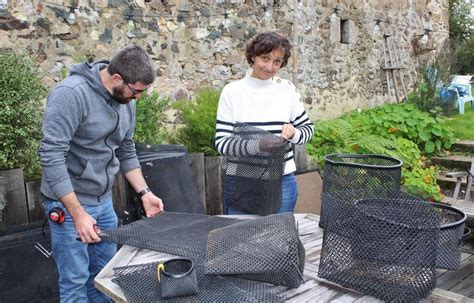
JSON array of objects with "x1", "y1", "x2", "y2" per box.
[{"x1": 112, "y1": 85, "x2": 133, "y2": 104}]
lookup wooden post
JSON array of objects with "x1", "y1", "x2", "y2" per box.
[
  {"x1": 25, "y1": 180, "x2": 44, "y2": 222},
  {"x1": 112, "y1": 173, "x2": 137, "y2": 225},
  {"x1": 187, "y1": 153, "x2": 206, "y2": 212},
  {"x1": 204, "y1": 156, "x2": 225, "y2": 215},
  {"x1": 294, "y1": 144, "x2": 319, "y2": 174},
  {"x1": 0, "y1": 168, "x2": 29, "y2": 227}
]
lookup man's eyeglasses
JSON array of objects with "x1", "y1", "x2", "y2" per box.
[{"x1": 125, "y1": 82, "x2": 147, "y2": 98}]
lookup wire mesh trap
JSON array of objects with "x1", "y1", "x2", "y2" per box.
[
  {"x1": 205, "y1": 213, "x2": 305, "y2": 288},
  {"x1": 320, "y1": 154, "x2": 402, "y2": 228},
  {"x1": 430, "y1": 202, "x2": 468, "y2": 270},
  {"x1": 319, "y1": 192, "x2": 440, "y2": 302},
  {"x1": 224, "y1": 123, "x2": 287, "y2": 215},
  {"x1": 101, "y1": 212, "x2": 304, "y2": 302}
]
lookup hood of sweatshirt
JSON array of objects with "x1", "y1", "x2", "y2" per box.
[{"x1": 69, "y1": 60, "x2": 114, "y2": 102}]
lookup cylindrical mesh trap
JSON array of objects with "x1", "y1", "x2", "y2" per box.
[
  {"x1": 225, "y1": 123, "x2": 287, "y2": 215},
  {"x1": 160, "y1": 258, "x2": 198, "y2": 298},
  {"x1": 319, "y1": 192, "x2": 440, "y2": 302},
  {"x1": 320, "y1": 154, "x2": 402, "y2": 228},
  {"x1": 205, "y1": 213, "x2": 305, "y2": 288},
  {"x1": 430, "y1": 202, "x2": 467, "y2": 270}
]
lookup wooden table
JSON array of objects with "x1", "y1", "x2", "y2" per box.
[{"x1": 95, "y1": 214, "x2": 472, "y2": 302}]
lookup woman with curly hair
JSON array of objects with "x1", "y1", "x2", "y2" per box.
[{"x1": 215, "y1": 31, "x2": 314, "y2": 215}]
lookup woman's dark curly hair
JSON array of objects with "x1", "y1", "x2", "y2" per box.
[{"x1": 245, "y1": 32, "x2": 292, "y2": 68}]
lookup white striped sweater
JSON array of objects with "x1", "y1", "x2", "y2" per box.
[{"x1": 215, "y1": 71, "x2": 314, "y2": 175}]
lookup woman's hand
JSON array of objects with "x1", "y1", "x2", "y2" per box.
[{"x1": 281, "y1": 123, "x2": 295, "y2": 140}]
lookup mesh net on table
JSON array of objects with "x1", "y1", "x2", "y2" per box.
[
  {"x1": 320, "y1": 154, "x2": 402, "y2": 228},
  {"x1": 430, "y1": 203, "x2": 467, "y2": 270},
  {"x1": 205, "y1": 213, "x2": 304, "y2": 288},
  {"x1": 318, "y1": 192, "x2": 440, "y2": 302},
  {"x1": 113, "y1": 261, "x2": 286, "y2": 302},
  {"x1": 224, "y1": 123, "x2": 287, "y2": 215},
  {"x1": 101, "y1": 212, "x2": 304, "y2": 301}
]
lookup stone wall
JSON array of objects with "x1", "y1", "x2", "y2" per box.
[{"x1": 0, "y1": 0, "x2": 449, "y2": 120}]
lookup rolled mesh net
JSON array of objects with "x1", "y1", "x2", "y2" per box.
[
  {"x1": 319, "y1": 192, "x2": 440, "y2": 302},
  {"x1": 101, "y1": 212, "x2": 304, "y2": 302},
  {"x1": 224, "y1": 123, "x2": 287, "y2": 215}
]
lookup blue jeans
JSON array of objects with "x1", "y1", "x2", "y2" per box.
[
  {"x1": 43, "y1": 196, "x2": 118, "y2": 303},
  {"x1": 225, "y1": 173, "x2": 298, "y2": 215}
]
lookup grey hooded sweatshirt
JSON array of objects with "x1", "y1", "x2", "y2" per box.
[{"x1": 40, "y1": 61, "x2": 140, "y2": 205}]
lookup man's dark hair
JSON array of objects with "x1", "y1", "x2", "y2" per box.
[
  {"x1": 108, "y1": 45, "x2": 156, "y2": 85},
  {"x1": 245, "y1": 32, "x2": 292, "y2": 68}
]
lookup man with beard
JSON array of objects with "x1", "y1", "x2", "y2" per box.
[{"x1": 39, "y1": 45, "x2": 164, "y2": 302}]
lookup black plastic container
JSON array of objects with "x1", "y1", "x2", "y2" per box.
[
  {"x1": 0, "y1": 221, "x2": 59, "y2": 302},
  {"x1": 430, "y1": 202, "x2": 468, "y2": 270},
  {"x1": 160, "y1": 258, "x2": 198, "y2": 298}
]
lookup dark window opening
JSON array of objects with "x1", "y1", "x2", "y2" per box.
[{"x1": 340, "y1": 19, "x2": 350, "y2": 44}]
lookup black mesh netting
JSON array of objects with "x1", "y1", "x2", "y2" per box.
[
  {"x1": 101, "y1": 212, "x2": 304, "y2": 302},
  {"x1": 320, "y1": 154, "x2": 402, "y2": 228},
  {"x1": 318, "y1": 192, "x2": 440, "y2": 302},
  {"x1": 205, "y1": 213, "x2": 305, "y2": 288},
  {"x1": 224, "y1": 123, "x2": 287, "y2": 215},
  {"x1": 0, "y1": 221, "x2": 59, "y2": 302},
  {"x1": 430, "y1": 203, "x2": 467, "y2": 270}
]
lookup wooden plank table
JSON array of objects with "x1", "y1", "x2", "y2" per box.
[{"x1": 95, "y1": 213, "x2": 473, "y2": 302}]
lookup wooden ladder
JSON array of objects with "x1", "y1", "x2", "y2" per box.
[{"x1": 382, "y1": 34, "x2": 407, "y2": 103}]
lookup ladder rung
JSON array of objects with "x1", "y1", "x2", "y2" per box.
[{"x1": 382, "y1": 66, "x2": 403, "y2": 70}]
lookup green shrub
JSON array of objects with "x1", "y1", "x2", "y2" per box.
[
  {"x1": 171, "y1": 88, "x2": 220, "y2": 156},
  {"x1": 307, "y1": 104, "x2": 448, "y2": 201},
  {"x1": 449, "y1": 0, "x2": 474, "y2": 74},
  {"x1": 350, "y1": 103, "x2": 456, "y2": 154},
  {"x1": 134, "y1": 91, "x2": 168, "y2": 144},
  {"x1": 0, "y1": 49, "x2": 46, "y2": 180}
]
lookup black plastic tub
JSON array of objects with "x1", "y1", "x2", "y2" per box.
[
  {"x1": 430, "y1": 202, "x2": 468, "y2": 270},
  {"x1": 160, "y1": 258, "x2": 198, "y2": 298}
]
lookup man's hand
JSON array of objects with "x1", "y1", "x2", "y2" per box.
[
  {"x1": 60, "y1": 192, "x2": 100, "y2": 244},
  {"x1": 281, "y1": 123, "x2": 296, "y2": 140},
  {"x1": 72, "y1": 208, "x2": 101, "y2": 244},
  {"x1": 141, "y1": 192, "x2": 164, "y2": 217}
]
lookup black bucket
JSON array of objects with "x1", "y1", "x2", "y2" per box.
[
  {"x1": 430, "y1": 203, "x2": 468, "y2": 270},
  {"x1": 160, "y1": 258, "x2": 198, "y2": 298}
]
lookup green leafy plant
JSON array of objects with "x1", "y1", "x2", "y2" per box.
[
  {"x1": 171, "y1": 88, "x2": 220, "y2": 156},
  {"x1": 307, "y1": 103, "x2": 448, "y2": 201},
  {"x1": 350, "y1": 103, "x2": 456, "y2": 154},
  {"x1": 0, "y1": 49, "x2": 46, "y2": 180},
  {"x1": 134, "y1": 91, "x2": 169, "y2": 144}
]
